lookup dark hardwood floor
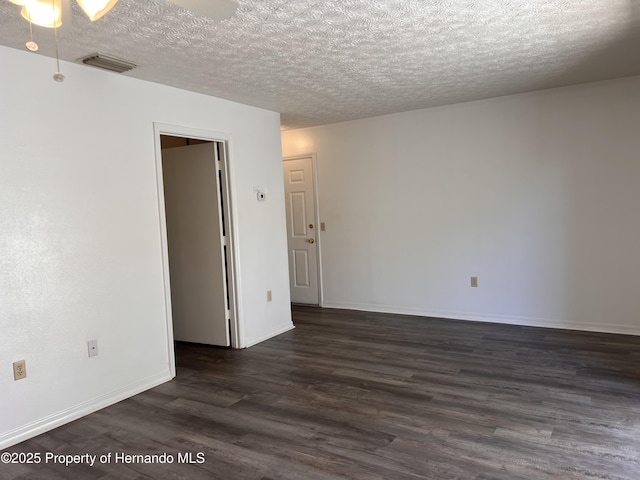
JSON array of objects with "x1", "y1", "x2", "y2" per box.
[{"x1": 3, "y1": 306, "x2": 640, "y2": 479}]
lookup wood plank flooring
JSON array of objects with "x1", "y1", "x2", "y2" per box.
[{"x1": 2, "y1": 306, "x2": 640, "y2": 479}]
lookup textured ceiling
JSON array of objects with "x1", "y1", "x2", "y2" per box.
[{"x1": 1, "y1": 0, "x2": 639, "y2": 129}]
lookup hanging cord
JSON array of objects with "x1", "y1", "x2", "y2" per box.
[
  {"x1": 25, "y1": 8, "x2": 38, "y2": 51},
  {"x1": 52, "y1": 0, "x2": 64, "y2": 82}
]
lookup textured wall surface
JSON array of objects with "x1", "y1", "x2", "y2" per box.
[
  {"x1": 282, "y1": 75, "x2": 640, "y2": 335},
  {"x1": 0, "y1": 0, "x2": 639, "y2": 128}
]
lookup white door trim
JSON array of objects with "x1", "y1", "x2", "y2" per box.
[
  {"x1": 283, "y1": 153, "x2": 323, "y2": 307},
  {"x1": 153, "y1": 123, "x2": 244, "y2": 378}
]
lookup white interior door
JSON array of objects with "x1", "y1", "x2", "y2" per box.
[
  {"x1": 283, "y1": 156, "x2": 319, "y2": 304},
  {"x1": 162, "y1": 142, "x2": 230, "y2": 346}
]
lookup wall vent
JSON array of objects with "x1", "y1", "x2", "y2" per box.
[{"x1": 79, "y1": 54, "x2": 137, "y2": 73}]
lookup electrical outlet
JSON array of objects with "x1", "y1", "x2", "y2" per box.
[
  {"x1": 471, "y1": 276, "x2": 478, "y2": 288},
  {"x1": 267, "y1": 290, "x2": 272, "y2": 302},
  {"x1": 87, "y1": 339, "x2": 99, "y2": 357},
  {"x1": 13, "y1": 360, "x2": 26, "y2": 381}
]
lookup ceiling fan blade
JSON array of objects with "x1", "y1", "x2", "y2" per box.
[{"x1": 168, "y1": 0, "x2": 238, "y2": 21}]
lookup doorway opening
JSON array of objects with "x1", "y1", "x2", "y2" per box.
[{"x1": 154, "y1": 124, "x2": 241, "y2": 377}]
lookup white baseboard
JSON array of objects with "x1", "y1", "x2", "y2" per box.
[
  {"x1": 0, "y1": 369, "x2": 173, "y2": 450},
  {"x1": 321, "y1": 301, "x2": 640, "y2": 336},
  {"x1": 243, "y1": 323, "x2": 295, "y2": 348}
]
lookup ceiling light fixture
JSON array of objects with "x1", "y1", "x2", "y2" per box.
[
  {"x1": 20, "y1": 0, "x2": 62, "y2": 28},
  {"x1": 75, "y1": 0, "x2": 118, "y2": 21},
  {"x1": 7, "y1": 0, "x2": 119, "y2": 28}
]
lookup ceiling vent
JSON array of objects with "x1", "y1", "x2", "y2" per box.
[{"x1": 79, "y1": 54, "x2": 137, "y2": 73}]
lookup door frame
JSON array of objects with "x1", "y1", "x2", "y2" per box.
[
  {"x1": 154, "y1": 123, "x2": 244, "y2": 377},
  {"x1": 283, "y1": 153, "x2": 323, "y2": 307}
]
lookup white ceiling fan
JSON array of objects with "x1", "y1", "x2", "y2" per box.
[
  {"x1": 5, "y1": 0, "x2": 238, "y2": 81},
  {"x1": 5, "y1": 0, "x2": 238, "y2": 28}
]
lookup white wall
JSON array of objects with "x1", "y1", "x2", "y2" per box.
[
  {"x1": 282, "y1": 76, "x2": 640, "y2": 336},
  {"x1": 0, "y1": 45, "x2": 292, "y2": 448}
]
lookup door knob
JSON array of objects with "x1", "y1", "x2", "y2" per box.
[
  {"x1": 308, "y1": 223, "x2": 314, "y2": 229},
  {"x1": 308, "y1": 238, "x2": 315, "y2": 244}
]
